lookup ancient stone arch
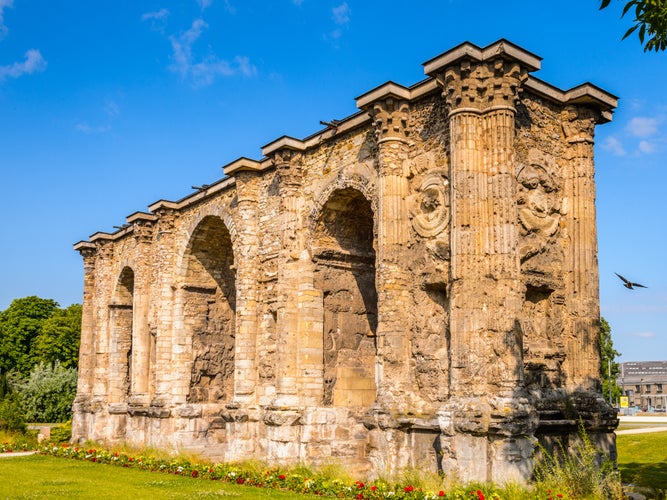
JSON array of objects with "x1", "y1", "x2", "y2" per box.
[{"x1": 73, "y1": 40, "x2": 619, "y2": 483}]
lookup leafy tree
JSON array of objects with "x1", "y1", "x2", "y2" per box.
[
  {"x1": 600, "y1": 0, "x2": 667, "y2": 52},
  {"x1": 33, "y1": 303, "x2": 82, "y2": 369},
  {"x1": 600, "y1": 317, "x2": 622, "y2": 405},
  {"x1": 9, "y1": 362, "x2": 78, "y2": 423},
  {"x1": 0, "y1": 392, "x2": 27, "y2": 433},
  {"x1": 0, "y1": 296, "x2": 59, "y2": 376}
]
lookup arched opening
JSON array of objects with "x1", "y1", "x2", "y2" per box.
[
  {"x1": 109, "y1": 266, "x2": 134, "y2": 403},
  {"x1": 313, "y1": 188, "x2": 377, "y2": 407},
  {"x1": 182, "y1": 216, "x2": 236, "y2": 404}
]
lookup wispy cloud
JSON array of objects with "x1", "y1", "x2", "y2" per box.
[
  {"x1": 75, "y1": 123, "x2": 111, "y2": 135},
  {"x1": 197, "y1": 0, "x2": 213, "y2": 9},
  {"x1": 332, "y1": 2, "x2": 350, "y2": 25},
  {"x1": 601, "y1": 136, "x2": 626, "y2": 156},
  {"x1": 0, "y1": 49, "x2": 47, "y2": 81},
  {"x1": 168, "y1": 18, "x2": 256, "y2": 87},
  {"x1": 141, "y1": 8, "x2": 169, "y2": 32},
  {"x1": 0, "y1": 0, "x2": 13, "y2": 40},
  {"x1": 104, "y1": 100, "x2": 120, "y2": 118},
  {"x1": 626, "y1": 116, "x2": 659, "y2": 138},
  {"x1": 630, "y1": 331, "x2": 657, "y2": 339},
  {"x1": 292, "y1": 0, "x2": 304, "y2": 5},
  {"x1": 325, "y1": 3, "x2": 351, "y2": 44}
]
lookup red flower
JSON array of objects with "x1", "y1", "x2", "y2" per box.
[
  {"x1": 404, "y1": 485, "x2": 414, "y2": 492},
  {"x1": 477, "y1": 490, "x2": 485, "y2": 500},
  {"x1": 279, "y1": 474, "x2": 286, "y2": 480},
  {"x1": 356, "y1": 481, "x2": 365, "y2": 489},
  {"x1": 236, "y1": 478, "x2": 245, "y2": 484},
  {"x1": 371, "y1": 485, "x2": 377, "y2": 492},
  {"x1": 191, "y1": 470, "x2": 199, "y2": 478},
  {"x1": 209, "y1": 468, "x2": 214, "y2": 473},
  {"x1": 356, "y1": 494, "x2": 364, "y2": 500},
  {"x1": 439, "y1": 491, "x2": 445, "y2": 497},
  {"x1": 557, "y1": 495, "x2": 563, "y2": 499},
  {"x1": 91, "y1": 457, "x2": 96, "y2": 462}
]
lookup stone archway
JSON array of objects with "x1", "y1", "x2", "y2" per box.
[
  {"x1": 182, "y1": 215, "x2": 236, "y2": 404},
  {"x1": 312, "y1": 188, "x2": 377, "y2": 407},
  {"x1": 109, "y1": 266, "x2": 134, "y2": 403}
]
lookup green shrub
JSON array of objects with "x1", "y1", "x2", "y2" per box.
[
  {"x1": 50, "y1": 420, "x2": 72, "y2": 443},
  {"x1": 11, "y1": 361, "x2": 77, "y2": 423},
  {"x1": 0, "y1": 392, "x2": 27, "y2": 433},
  {"x1": 533, "y1": 423, "x2": 624, "y2": 499}
]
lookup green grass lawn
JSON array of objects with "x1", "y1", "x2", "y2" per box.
[
  {"x1": 617, "y1": 431, "x2": 667, "y2": 490},
  {"x1": 0, "y1": 454, "x2": 320, "y2": 500}
]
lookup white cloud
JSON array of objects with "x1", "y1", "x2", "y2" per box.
[
  {"x1": 168, "y1": 19, "x2": 256, "y2": 87},
  {"x1": 105, "y1": 100, "x2": 120, "y2": 118},
  {"x1": 601, "y1": 136, "x2": 626, "y2": 156},
  {"x1": 626, "y1": 117, "x2": 659, "y2": 138},
  {"x1": 142, "y1": 8, "x2": 169, "y2": 32},
  {"x1": 332, "y1": 2, "x2": 350, "y2": 25},
  {"x1": 0, "y1": 0, "x2": 13, "y2": 40},
  {"x1": 292, "y1": 0, "x2": 304, "y2": 5},
  {"x1": 0, "y1": 49, "x2": 47, "y2": 81},
  {"x1": 141, "y1": 8, "x2": 169, "y2": 21},
  {"x1": 638, "y1": 140, "x2": 657, "y2": 154},
  {"x1": 75, "y1": 123, "x2": 111, "y2": 135},
  {"x1": 197, "y1": 0, "x2": 213, "y2": 9},
  {"x1": 630, "y1": 331, "x2": 657, "y2": 339}
]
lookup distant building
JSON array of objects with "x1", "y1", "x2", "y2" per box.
[{"x1": 617, "y1": 361, "x2": 667, "y2": 412}]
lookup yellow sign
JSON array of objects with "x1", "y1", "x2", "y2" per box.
[{"x1": 620, "y1": 396, "x2": 629, "y2": 408}]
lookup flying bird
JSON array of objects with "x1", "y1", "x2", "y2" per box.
[{"x1": 615, "y1": 273, "x2": 647, "y2": 290}]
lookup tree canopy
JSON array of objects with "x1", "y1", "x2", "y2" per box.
[
  {"x1": 600, "y1": 317, "x2": 622, "y2": 404},
  {"x1": 0, "y1": 297, "x2": 81, "y2": 376},
  {"x1": 600, "y1": 0, "x2": 667, "y2": 52}
]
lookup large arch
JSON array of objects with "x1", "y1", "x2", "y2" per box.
[
  {"x1": 312, "y1": 187, "x2": 377, "y2": 407},
  {"x1": 108, "y1": 266, "x2": 134, "y2": 403},
  {"x1": 181, "y1": 215, "x2": 236, "y2": 404}
]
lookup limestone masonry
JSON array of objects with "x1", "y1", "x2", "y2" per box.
[{"x1": 72, "y1": 40, "x2": 619, "y2": 483}]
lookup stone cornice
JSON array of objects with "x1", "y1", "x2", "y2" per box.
[
  {"x1": 524, "y1": 77, "x2": 618, "y2": 123},
  {"x1": 422, "y1": 39, "x2": 542, "y2": 77},
  {"x1": 223, "y1": 157, "x2": 269, "y2": 176}
]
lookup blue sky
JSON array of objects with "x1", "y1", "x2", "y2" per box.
[{"x1": 1, "y1": 0, "x2": 665, "y2": 362}]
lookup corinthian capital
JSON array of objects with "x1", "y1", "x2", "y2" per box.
[
  {"x1": 369, "y1": 97, "x2": 410, "y2": 143},
  {"x1": 437, "y1": 59, "x2": 527, "y2": 113}
]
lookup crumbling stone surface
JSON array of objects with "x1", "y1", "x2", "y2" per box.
[{"x1": 71, "y1": 40, "x2": 618, "y2": 483}]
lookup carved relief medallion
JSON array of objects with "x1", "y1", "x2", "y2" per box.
[
  {"x1": 517, "y1": 163, "x2": 561, "y2": 261},
  {"x1": 411, "y1": 170, "x2": 450, "y2": 238}
]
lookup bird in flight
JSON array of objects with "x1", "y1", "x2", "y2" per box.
[{"x1": 615, "y1": 273, "x2": 647, "y2": 290}]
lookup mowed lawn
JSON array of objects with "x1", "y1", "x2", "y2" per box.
[
  {"x1": 0, "y1": 454, "x2": 320, "y2": 500},
  {"x1": 616, "y1": 431, "x2": 667, "y2": 490}
]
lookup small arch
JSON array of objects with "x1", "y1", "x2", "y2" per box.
[
  {"x1": 181, "y1": 215, "x2": 236, "y2": 404},
  {"x1": 312, "y1": 188, "x2": 377, "y2": 407},
  {"x1": 108, "y1": 266, "x2": 134, "y2": 403}
]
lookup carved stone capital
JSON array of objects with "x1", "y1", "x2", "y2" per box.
[
  {"x1": 272, "y1": 148, "x2": 303, "y2": 192},
  {"x1": 369, "y1": 97, "x2": 410, "y2": 143},
  {"x1": 133, "y1": 221, "x2": 154, "y2": 244},
  {"x1": 437, "y1": 59, "x2": 528, "y2": 114},
  {"x1": 561, "y1": 105, "x2": 596, "y2": 144}
]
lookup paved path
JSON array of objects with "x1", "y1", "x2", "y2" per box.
[
  {"x1": 616, "y1": 426, "x2": 667, "y2": 435},
  {"x1": 0, "y1": 451, "x2": 37, "y2": 458}
]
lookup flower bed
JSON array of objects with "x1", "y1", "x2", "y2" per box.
[{"x1": 40, "y1": 443, "x2": 568, "y2": 499}]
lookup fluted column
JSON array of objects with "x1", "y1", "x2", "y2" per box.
[
  {"x1": 75, "y1": 245, "x2": 97, "y2": 401},
  {"x1": 151, "y1": 209, "x2": 177, "y2": 404},
  {"x1": 232, "y1": 170, "x2": 261, "y2": 402},
  {"x1": 368, "y1": 96, "x2": 412, "y2": 410},
  {"x1": 441, "y1": 59, "x2": 526, "y2": 398},
  {"x1": 561, "y1": 106, "x2": 600, "y2": 390},
  {"x1": 274, "y1": 148, "x2": 304, "y2": 407},
  {"x1": 130, "y1": 221, "x2": 153, "y2": 405}
]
